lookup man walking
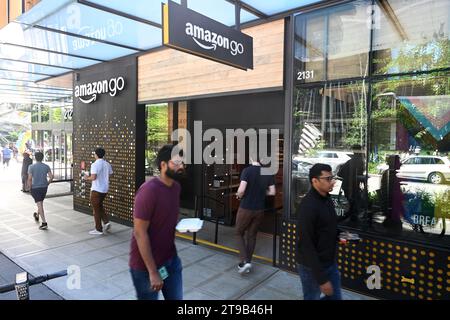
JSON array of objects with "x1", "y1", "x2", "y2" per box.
[
  {"x1": 27, "y1": 151, "x2": 53, "y2": 230},
  {"x1": 129, "y1": 144, "x2": 185, "y2": 300},
  {"x1": 2, "y1": 144, "x2": 12, "y2": 168},
  {"x1": 235, "y1": 157, "x2": 275, "y2": 274},
  {"x1": 84, "y1": 148, "x2": 113, "y2": 235},
  {"x1": 296, "y1": 163, "x2": 342, "y2": 300}
]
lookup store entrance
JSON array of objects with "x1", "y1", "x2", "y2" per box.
[{"x1": 191, "y1": 128, "x2": 284, "y2": 264}]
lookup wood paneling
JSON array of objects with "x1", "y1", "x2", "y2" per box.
[
  {"x1": 8, "y1": 0, "x2": 22, "y2": 21},
  {"x1": 0, "y1": 0, "x2": 7, "y2": 28},
  {"x1": 138, "y1": 19, "x2": 284, "y2": 103},
  {"x1": 25, "y1": 0, "x2": 40, "y2": 12},
  {"x1": 38, "y1": 73, "x2": 73, "y2": 89}
]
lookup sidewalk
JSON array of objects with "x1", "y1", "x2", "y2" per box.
[{"x1": 0, "y1": 161, "x2": 375, "y2": 300}]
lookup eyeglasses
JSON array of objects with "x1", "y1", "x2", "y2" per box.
[
  {"x1": 170, "y1": 159, "x2": 185, "y2": 167},
  {"x1": 316, "y1": 175, "x2": 336, "y2": 182}
]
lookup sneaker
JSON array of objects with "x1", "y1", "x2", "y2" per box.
[
  {"x1": 89, "y1": 229, "x2": 103, "y2": 235},
  {"x1": 237, "y1": 262, "x2": 252, "y2": 274},
  {"x1": 33, "y1": 212, "x2": 39, "y2": 222},
  {"x1": 103, "y1": 222, "x2": 111, "y2": 233},
  {"x1": 39, "y1": 223, "x2": 48, "y2": 230}
]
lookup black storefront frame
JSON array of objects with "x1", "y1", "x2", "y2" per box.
[{"x1": 281, "y1": 1, "x2": 450, "y2": 300}]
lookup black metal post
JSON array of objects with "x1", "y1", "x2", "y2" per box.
[
  {"x1": 193, "y1": 195, "x2": 198, "y2": 245},
  {"x1": 272, "y1": 207, "x2": 277, "y2": 267},
  {"x1": 235, "y1": 0, "x2": 241, "y2": 31}
]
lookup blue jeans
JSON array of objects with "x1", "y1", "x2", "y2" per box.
[
  {"x1": 298, "y1": 263, "x2": 342, "y2": 300},
  {"x1": 130, "y1": 255, "x2": 183, "y2": 300}
]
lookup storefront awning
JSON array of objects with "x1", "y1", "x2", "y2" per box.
[{"x1": 0, "y1": 0, "x2": 324, "y2": 104}]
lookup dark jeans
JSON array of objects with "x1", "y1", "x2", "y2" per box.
[
  {"x1": 235, "y1": 207, "x2": 264, "y2": 263},
  {"x1": 90, "y1": 191, "x2": 108, "y2": 231},
  {"x1": 298, "y1": 263, "x2": 342, "y2": 300},
  {"x1": 130, "y1": 255, "x2": 183, "y2": 300}
]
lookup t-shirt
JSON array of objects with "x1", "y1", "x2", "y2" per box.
[
  {"x1": 239, "y1": 165, "x2": 275, "y2": 210},
  {"x1": 28, "y1": 162, "x2": 51, "y2": 189},
  {"x1": 129, "y1": 178, "x2": 181, "y2": 270},
  {"x1": 90, "y1": 159, "x2": 113, "y2": 193},
  {"x1": 2, "y1": 148, "x2": 12, "y2": 159}
]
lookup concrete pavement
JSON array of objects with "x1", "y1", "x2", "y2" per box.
[{"x1": 0, "y1": 161, "x2": 375, "y2": 300}]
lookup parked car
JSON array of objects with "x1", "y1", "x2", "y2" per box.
[
  {"x1": 378, "y1": 155, "x2": 450, "y2": 184},
  {"x1": 293, "y1": 150, "x2": 352, "y2": 173},
  {"x1": 396, "y1": 156, "x2": 450, "y2": 184},
  {"x1": 292, "y1": 159, "x2": 314, "y2": 178}
]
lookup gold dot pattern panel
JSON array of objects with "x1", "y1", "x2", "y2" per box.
[
  {"x1": 73, "y1": 118, "x2": 136, "y2": 223},
  {"x1": 279, "y1": 219, "x2": 450, "y2": 300}
]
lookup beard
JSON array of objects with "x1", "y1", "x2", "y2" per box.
[{"x1": 165, "y1": 167, "x2": 185, "y2": 181}]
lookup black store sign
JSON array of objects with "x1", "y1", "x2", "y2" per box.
[{"x1": 163, "y1": 1, "x2": 253, "y2": 70}]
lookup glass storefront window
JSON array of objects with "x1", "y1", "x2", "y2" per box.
[
  {"x1": 292, "y1": 0, "x2": 450, "y2": 247},
  {"x1": 373, "y1": 0, "x2": 450, "y2": 75},
  {"x1": 40, "y1": 106, "x2": 50, "y2": 123},
  {"x1": 291, "y1": 81, "x2": 368, "y2": 219},
  {"x1": 368, "y1": 72, "x2": 450, "y2": 238},
  {"x1": 51, "y1": 107, "x2": 62, "y2": 123},
  {"x1": 145, "y1": 103, "x2": 169, "y2": 178},
  {"x1": 31, "y1": 105, "x2": 39, "y2": 123},
  {"x1": 294, "y1": 0, "x2": 371, "y2": 83}
]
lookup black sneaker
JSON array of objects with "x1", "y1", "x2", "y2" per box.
[
  {"x1": 39, "y1": 223, "x2": 48, "y2": 230},
  {"x1": 33, "y1": 212, "x2": 39, "y2": 222}
]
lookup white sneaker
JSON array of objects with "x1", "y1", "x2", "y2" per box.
[
  {"x1": 89, "y1": 229, "x2": 103, "y2": 235},
  {"x1": 237, "y1": 262, "x2": 252, "y2": 274},
  {"x1": 103, "y1": 222, "x2": 111, "y2": 233}
]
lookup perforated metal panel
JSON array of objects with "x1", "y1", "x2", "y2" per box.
[
  {"x1": 73, "y1": 117, "x2": 136, "y2": 223},
  {"x1": 73, "y1": 56, "x2": 139, "y2": 225},
  {"x1": 279, "y1": 218, "x2": 450, "y2": 300}
]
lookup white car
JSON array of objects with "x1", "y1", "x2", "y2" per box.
[
  {"x1": 396, "y1": 156, "x2": 450, "y2": 184},
  {"x1": 293, "y1": 150, "x2": 352, "y2": 173}
]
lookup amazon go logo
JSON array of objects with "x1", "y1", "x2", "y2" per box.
[
  {"x1": 185, "y1": 22, "x2": 244, "y2": 56},
  {"x1": 74, "y1": 76, "x2": 125, "y2": 104}
]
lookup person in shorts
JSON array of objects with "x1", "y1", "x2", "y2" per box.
[{"x1": 27, "y1": 151, "x2": 53, "y2": 230}]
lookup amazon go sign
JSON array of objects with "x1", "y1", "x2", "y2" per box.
[
  {"x1": 163, "y1": 1, "x2": 253, "y2": 70},
  {"x1": 74, "y1": 76, "x2": 125, "y2": 104}
]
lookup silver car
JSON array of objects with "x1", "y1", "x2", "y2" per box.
[{"x1": 396, "y1": 156, "x2": 450, "y2": 184}]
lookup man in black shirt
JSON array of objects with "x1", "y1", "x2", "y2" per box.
[
  {"x1": 296, "y1": 163, "x2": 342, "y2": 300},
  {"x1": 235, "y1": 158, "x2": 275, "y2": 274}
]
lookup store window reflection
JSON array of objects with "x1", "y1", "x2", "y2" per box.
[
  {"x1": 291, "y1": 82, "x2": 368, "y2": 220},
  {"x1": 145, "y1": 103, "x2": 169, "y2": 179},
  {"x1": 294, "y1": 0, "x2": 370, "y2": 83},
  {"x1": 373, "y1": 0, "x2": 449, "y2": 74},
  {"x1": 369, "y1": 73, "x2": 450, "y2": 237}
]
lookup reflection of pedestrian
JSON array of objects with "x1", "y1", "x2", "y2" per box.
[
  {"x1": 10, "y1": 143, "x2": 18, "y2": 162},
  {"x1": 28, "y1": 152, "x2": 53, "y2": 230},
  {"x1": 129, "y1": 145, "x2": 185, "y2": 300},
  {"x1": 296, "y1": 163, "x2": 342, "y2": 300},
  {"x1": 83, "y1": 148, "x2": 113, "y2": 235},
  {"x1": 21, "y1": 152, "x2": 33, "y2": 192},
  {"x1": 337, "y1": 145, "x2": 364, "y2": 222},
  {"x1": 235, "y1": 157, "x2": 275, "y2": 274},
  {"x1": 381, "y1": 155, "x2": 404, "y2": 229},
  {"x1": 2, "y1": 145, "x2": 12, "y2": 168}
]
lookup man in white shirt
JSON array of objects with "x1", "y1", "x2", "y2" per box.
[{"x1": 84, "y1": 147, "x2": 113, "y2": 235}]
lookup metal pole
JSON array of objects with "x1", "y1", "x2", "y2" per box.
[
  {"x1": 193, "y1": 195, "x2": 198, "y2": 245},
  {"x1": 272, "y1": 207, "x2": 277, "y2": 267},
  {"x1": 235, "y1": 0, "x2": 241, "y2": 31}
]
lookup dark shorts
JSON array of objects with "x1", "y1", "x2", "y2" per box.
[{"x1": 31, "y1": 187, "x2": 48, "y2": 203}]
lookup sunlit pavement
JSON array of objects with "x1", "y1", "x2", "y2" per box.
[{"x1": 0, "y1": 161, "x2": 375, "y2": 300}]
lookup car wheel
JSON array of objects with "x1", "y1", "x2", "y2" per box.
[{"x1": 428, "y1": 172, "x2": 444, "y2": 184}]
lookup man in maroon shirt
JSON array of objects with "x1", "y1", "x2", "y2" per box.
[{"x1": 129, "y1": 145, "x2": 185, "y2": 300}]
